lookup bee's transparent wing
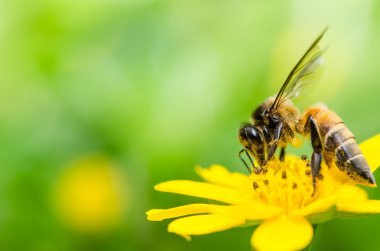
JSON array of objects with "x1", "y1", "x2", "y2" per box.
[
  {"x1": 271, "y1": 28, "x2": 327, "y2": 110},
  {"x1": 279, "y1": 50, "x2": 324, "y2": 104}
]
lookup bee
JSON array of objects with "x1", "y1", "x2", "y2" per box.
[{"x1": 238, "y1": 28, "x2": 376, "y2": 190}]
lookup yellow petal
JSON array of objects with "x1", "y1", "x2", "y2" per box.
[
  {"x1": 326, "y1": 163, "x2": 354, "y2": 186},
  {"x1": 232, "y1": 203, "x2": 282, "y2": 221},
  {"x1": 336, "y1": 185, "x2": 368, "y2": 202},
  {"x1": 154, "y1": 180, "x2": 251, "y2": 204},
  {"x1": 360, "y1": 133, "x2": 380, "y2": 172},
  {"x1": 251, "y1": 215, "x2": 313, "y2": 251},
  {"x1": 168, "y1": 214, "x2": 246, "y2": 240},
  {"x1": 146, "y1": 203, "x2": 231, "y2": 221},
  {"x1": 195, "y1": 165, "x2": 253, "y2": 193},
  {"x1": 146, "y1": 202, "x2": 282, "y2": 222},
  {"x1": 293, "y1": 196, "x2": 336, "y2": 217},
  {"x1": 337, "y1": 200, "x2": 380, "y2": 215}
]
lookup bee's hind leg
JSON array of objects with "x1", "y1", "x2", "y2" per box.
[
  {"x1": 280, "y1": 148, "x2": 285, "y2": 161},
  {"x1": 308, "y1": 116, "x2": 323, "y2": 194}
]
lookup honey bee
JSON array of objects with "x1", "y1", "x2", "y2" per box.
[{"x1": 238, "y1": 28, "x2": 376, "y2": 190}]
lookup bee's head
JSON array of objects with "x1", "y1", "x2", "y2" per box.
[{"x1": 238, "y1": 124, "x2": 265, "y2": 165}]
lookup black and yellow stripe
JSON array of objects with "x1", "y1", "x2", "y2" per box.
[{"x1": 322, "y1": 117, "x2": 375, "y2": 185}]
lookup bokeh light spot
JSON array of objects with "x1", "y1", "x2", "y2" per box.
[{"x1": 54, "y1": 155, "x2": 127, "y2": 234}]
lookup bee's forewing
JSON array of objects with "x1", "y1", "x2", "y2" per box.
[
  {"x1": 271, "y1": 27, "x2": 327, "y2": 110},
  {"x1": 281, "y1": 50, "x2": 325, "y2": 102}
]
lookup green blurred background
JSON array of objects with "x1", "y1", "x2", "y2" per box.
[{"x1": 1, "y1": 0, "x2": 380, "y2": 250}]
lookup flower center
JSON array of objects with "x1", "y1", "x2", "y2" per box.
[{"x1": 249, "y1": 156, "x2": 323, "y2": 214}]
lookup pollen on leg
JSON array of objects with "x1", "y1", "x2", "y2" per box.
[{"x1": 249, "y1": 157, "x2": 324, "y2": 213}]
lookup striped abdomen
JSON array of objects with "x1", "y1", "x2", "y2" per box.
[{"x1": 318, "y1": 110, "x2": 376, "y2": 186}]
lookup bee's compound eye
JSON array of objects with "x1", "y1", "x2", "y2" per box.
[
  {"x1": 241, "y1": 126, "x2": 263, "y2": 146},
  {"x1": 245, "y1": 126, "x2": 259, "y2": 139}
]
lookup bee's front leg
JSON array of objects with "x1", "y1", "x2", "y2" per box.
[
  {"x1": 308, "y1": 115, "x2": 323, "y2": 194},
  {"x1": 239, "y1": 149, "x2": 255, "y2": 173},
  {"x1": 265, "y1": 122, "x2": 283, "y2": 164}
]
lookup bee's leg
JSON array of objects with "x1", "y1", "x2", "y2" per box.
[
  {"x1": 308, "y1": 116, "x2": 322, "y2": 194},
  {"x1": 280, "y1": 148, "x2": 285, "y2": 161},
  {"x1": 244, "y1": 150, "x2": 255, "y2": 167},
  {"x1": 239, "y1": 149, "x2": 254, "y2": 173},
  {"x1": 244, "y1": 150, "x2": 264, "y2": 174},
  {"x1": 266, "y1": 122, "x2": 284, "y2": 164}
]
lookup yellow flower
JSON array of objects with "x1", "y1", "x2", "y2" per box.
[{"x1": 146, "y1": 134, "x2": 380, "y2": 251}]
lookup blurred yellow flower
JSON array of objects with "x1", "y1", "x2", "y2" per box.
[
  {"x1": 147, "y1": 134, "x2": 380, "y2": 251},
  {"x1": 55, "y1": 155, "x2": 127, "y2": 233}
]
